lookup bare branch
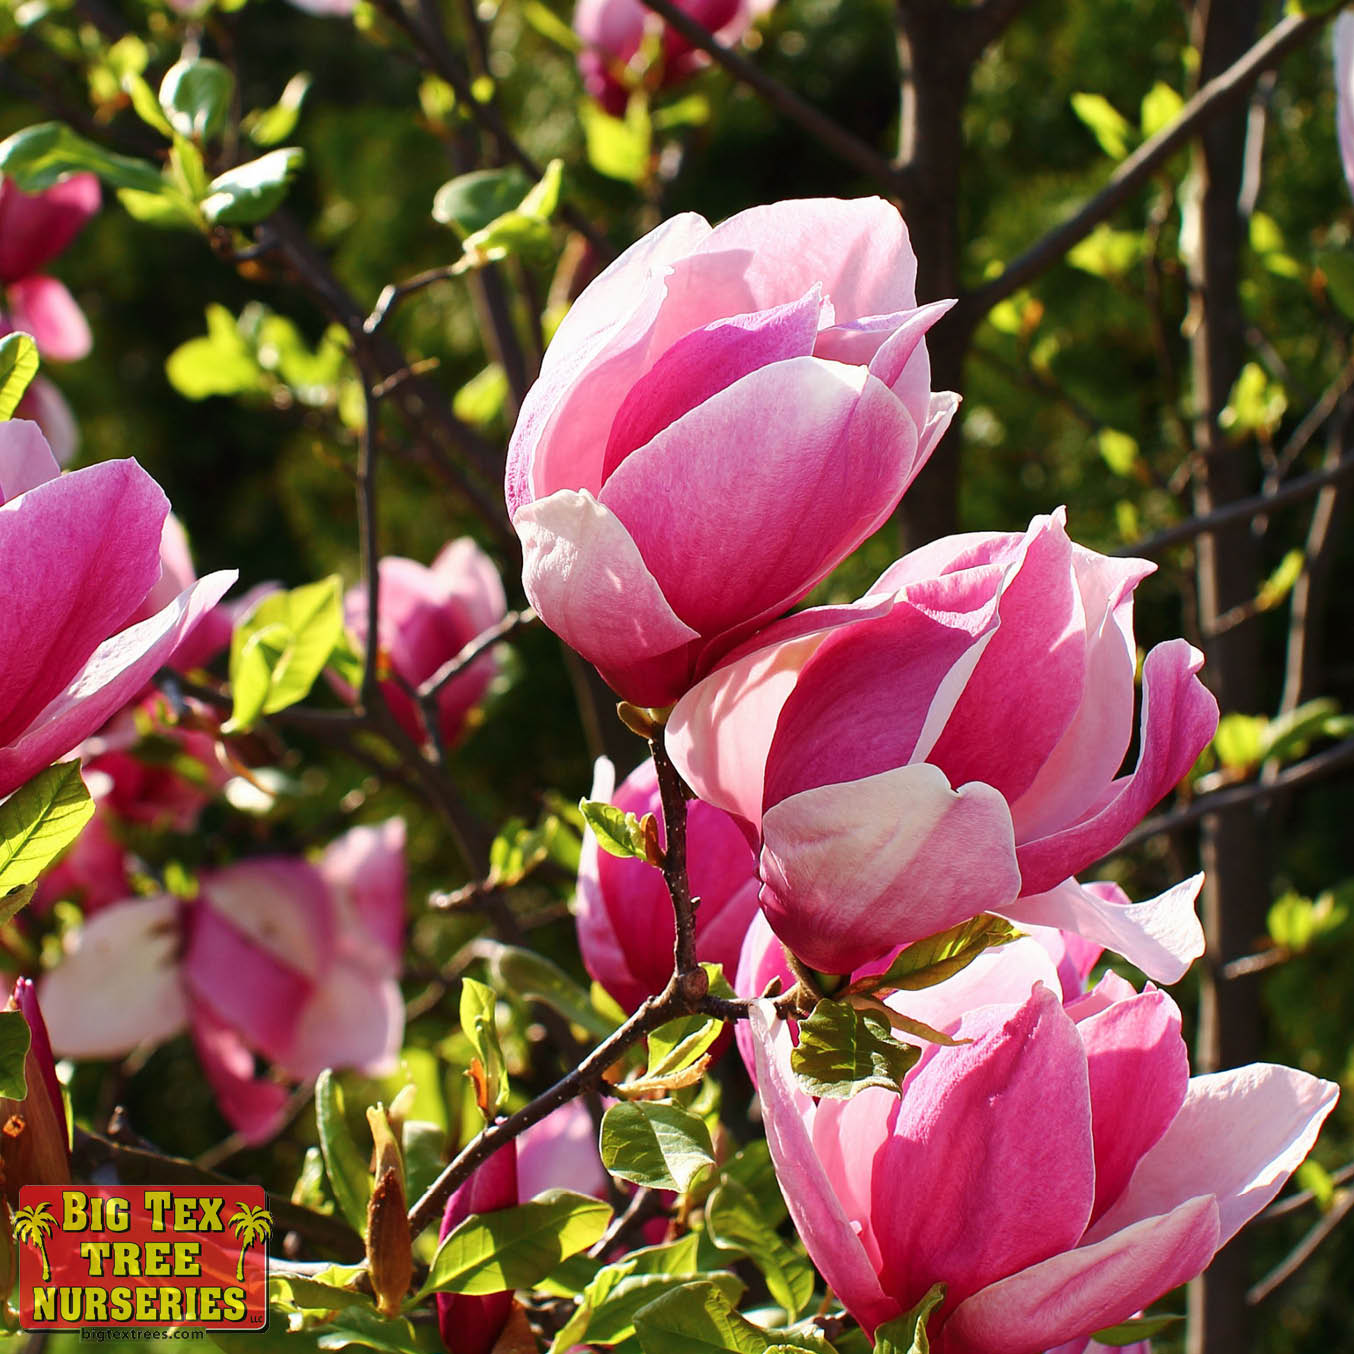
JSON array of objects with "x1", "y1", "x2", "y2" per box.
[{"x1": 1248, "y1": 1185, "x2": 1354, "y2": 1305}]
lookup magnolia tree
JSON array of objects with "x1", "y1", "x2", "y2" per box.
[{"x1": 0, "y1": 1, "x2": 1352, "y2": 1352}]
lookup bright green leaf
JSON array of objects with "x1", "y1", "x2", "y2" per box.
[
  {"x1": 121, "y1": 71, "x2": 175, "y2": 139},
  {"x1": 1140, "y1": 81, "x2": 1183, "y2": 138},
  {"x1": 166, "y1": 304, "x2": 267, "y2": 399},
  {"x1": 1097, "y1": 428, "x2": 1140, "y2": 477},
  {"x1": 0, "y1": 1010, "x2": 32, "y2": 1100},
  {"x1": 454, "y1": 364, "x2": 510, "y2": 428},
  {"x1": 1067, "y1": 223, "x2": 1145, "y2": 279},
  {"x1": 634, "y1": 1280, "x2": 825, "y2": 1354},
  {"x1": 481, "y1": 940, "x2": 616, "y2": 1040},
  {"x1": 1220, "y1": 361, "x2": 1286, "y2": 436},
  {"x1": 523, "y1": 0, "x2": 583, "y2": 52},
  {"x1": 1296, "y1": 1159, "x2": 1336, "y2": 1212},
  {"x1": 0, "y1": 762, "x2": 95, "y2": 894},
  {"x1": 580, "y1": 798, "x2": 660, "y2": 864},
  {"x1": 1070, "y1": 92, "x2": 1132, "y2": 159},
  {"x1": 790, "y1": 1001, "x2": 918, "y2": 1098},
  {"x1": 420, "y1": 1189, "x2": 610, "y2": 1297},
  {"x1": 873, "y1": 1283, "x2": 945, "y2": 1354},
  {"x1": 580, "y1": 95, "x2": 652, "y2": 184},
  {"x1": 1318, "y1": 248, "x2": 1354, "y2": 319},
  {"x1": 460, "y1": 976, "x2": 508, "y2": 1118},
  {"x1": 0, "y1": 332, "x2": 39, "y2": 420},
  {"x1": 315, "y1": 1070, "x2": 372, "y2": 1234},
  {"x1": 1213, "y1": 712, "x2": 1268, "y2": 770},
  {"x1": 600, "y1": 1100, "x2": 715, "y2": 1192},
  {"x1": 706, "y1": 1179, "x2": 814, "y2": 1319},
  {"x1": 0, "y1": 122, "x2": 167, "y2": 194},
  {"x1": 245, "y1": 73, "x2": 313, "y2": 148},
  {"x1": 850, "y1": 915, "x2": 1021, "y2": 997},
  {"x1": 520, "y1": 158, "x2": 564, "y2": 220},
  {"x1": 1256, "y1": 549, "x2": 1304, "y2": 611},
  {"x1": 159, "y1": 59, "x2": 235, "y2": 142},
  {"x1": 432, "y1": 168, "x2": 533, "y2": 235},
  {"x1": 201, "y1": 148, "x2": 304, "y2": 226},
  {"x1": 646, "y1": 1013, "x2": 723, "y2": 1081}
]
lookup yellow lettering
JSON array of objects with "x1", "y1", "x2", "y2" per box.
[
  {"x1": 159, "y1": 1287, "x2": 183, "y2": 1321},
  {"x1": 146, "y1": 1190, "x2": 173, "y2": 1232},
  {"x1": 110, "y1": 1288, "x2": 134, "y2": 1322},
  {"x1": 174, "y1": 1241, "x2": 202, "y2": 1277},
  {"x1": 196, "y1": 1197, "x2": 224, "y2": 1230},
  {"x1": 105, "y1": 1196, "x2": 130, "y2": 1232},
  {"x1": 144, "y1": 1241, "x2": 172, "y2": 1277},
  {"x1": 199, "y1": 1288, "x2": 222, "y2": 1323},
  {"x1": 221, "y1": 1288, "x2": 248, "y2": 1322},
  {"x1": 112, "y1": 1241, "x2": 140, "y2": 1276},
  {"x1": 62, "y1": 1192, "x2": 88, "y2": 1231},
  {"x1": 32, "y1": 1288, "x2": 56, "y2": 1322},
  {"x1": 85, "y1": 1289, "x2": 108, "y2": 1323},
  {"x1": 135, "y1": 1287, "x2": 158, "y2": 1322}
]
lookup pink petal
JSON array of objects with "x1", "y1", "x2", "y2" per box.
[
  {"x1": 279, "y1": 963, "x2": 404, "y2": 1082},
  {"x1": 1016, "y1": 641, "x2": 1219, "y2": 894},
  {"x1": 762, "y1": 574, "x2": 1003, "y2": 809},
  {"x1": 749, "y1": 1003, "x2": 899, "y2": 1335},
  {"x1": 431, "y1": 537, "x2": 508, "y2": 636},
  {"x1": 759, "y1": 764, "x2": 1020, "y2": 974},
  {"x1": 0, "y1": 418, "x2": 59, "y2": 504},
  {"x1": 600, "y1": 358, "x2": 920, "y2": 644},
  {"x1": 516, "y1": 489, "x2": 700, "y2": 704},
  {"x1": 0, "y1": 570, "x2": 235, "y2": 798},
  {"x1": 319, "y1": 818, "x2": 407, "y2": 967},
  {"x1": 926, "y1": 512, "x2": 1089, "y2": 805},
  {"x1": 39, "y1": 895, "x2": 189, "y2": 1058},
  {"x1": 517, "y1": 1100, "x2": 608, "y2": 1201},
  {"x1": 1087, "y1": 1064, "x2": 1339, "y2": 1250},
  {"x1": 0, "y1": 460, "x2": 169, "y2": 745},
  {"x1": 945, "y1": 1195, "x2": 1220, "y2": 1354},
  {"x1": 14, "y1": 378, "x2": 79, "y2": 467},
  {"x1": 872, "y1": 987, "x2": 1095, "y2": 1316},
  {"x1": 601, "y1": 287, "x2": 825, "y2": 477},
  {"x1": 506, "y1": 213, "x2": 713, "y2": 513},
  {"x1": 1001, "y1": 875, "x2": 1205, "y2": 984},
  {"x1": 0, "y1": 174, "x2": 99, "y2": 283},
  {"x1": 182, "y1": 900, "x2": 315, "y2": 1063},
  {"x1": 1077, "y1": 988, "x2": 1189, "y2": 1223},
  {"x1": 191, "y1": 1003, "x2": 290, "y2": 1145},
  {"x1": 197, "y1": 858, "x2": 336, "y2": 979},
  {"x1": 695, "y1": 197, "x2": 918, "y2": 322},
  {"x1": 6, "y1": 276, "x2": 91, "y2": 362}
]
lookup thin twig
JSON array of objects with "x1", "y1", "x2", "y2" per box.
[
  {"x1": 649, "y1": 733, "x2": 700, "y2": 977},
  {"x1": 1261, "y1": 1163, "x2": 1354, "y2": 1222},
  {"x1": 1247, "y1": 1186, "x2": 1354, "y2": 1305},
  {"x1": 420, "y1": 609, "x2": 537, "y2": 699}
]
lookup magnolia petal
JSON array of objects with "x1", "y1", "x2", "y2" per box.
[
  {"x1": 281, "y1": 964, "x2": 405, "y2": 1082},
  {"x1": 516, "y1": 488, "x2": 700, "y2": 704},
  {"x1": 7, "y1": 275, "x2": 91, "y2": 362},
  {"x1": 759, "y1": 764, "x2": 1020, "y2": 975},
  {"x1": 1086, "y1": 1064, "x2": 1339, "y2": 1250},
  {"x1": 191, "y1": 1003, "x2": 290, "y2": 1146},
  {"x1": 945, "y1": 1195, "x2": 1220, "y2": 1354},
  {"x1": 0, "y1": 419, "x2": 59, "y2": 503},
  {"x1": 1001, "y1": 875, "x2": 1205, "y2": 985},
  {"x1": 40, "y1": 895, "x2": 188, "y2": 1059}
]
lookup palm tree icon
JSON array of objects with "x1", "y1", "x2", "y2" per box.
[
  {"x1": 13, "y1": 1203, "x2": 58, "y2": 1283},
  {"x1": 227, "y1": 1204, "x2": 273, "y2": 1283}
]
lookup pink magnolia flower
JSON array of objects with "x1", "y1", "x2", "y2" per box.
[
  {"x1": 0, "y1": 420, "x2": 234, "y2": 799},
  {"x1": 578, "y1": 755, "x2": 759, "y2": 1011},
  {"x1": 506, "y1": 197, "x2": 957, "y2": 706},
  {"x1": 668, "y1": 509, "x2": 1218, "y2": 977},
  {"x1": 437, "y1": 1100, "x2": 607, "y2": 1354},
  {"x1": 38, "y1": 820, "x2": 406, "y2": 1144},
  {"x1": 749, "y1": 975, "x2": 1337, "y2": 1353},
  {"x1": 340, "y1": 540, "x2": 506, "y2": 749},
  {"x1": 575, "y1": 0, "x2": 774, "y2": 116},
  {"x1": 1336, "y1": 14, "x2": 1354, "y2": 201},
  {"x1": 0, "y1": 173, "x2": 99, "y2": 363}
]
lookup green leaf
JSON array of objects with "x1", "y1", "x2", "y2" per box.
[
  {"x1": 1268, "y1": 889, "x2": 1347, "y2": 953},
  {"x1": 269, "y1": 1274, "x2": 373, "y2": 1313},
  {"x1": 580, "y1": 95, "x2": 652, "y2": 184},
  {"x1": 159, "y1": 59, "x2": 235, "y2": 142},
  {"x1": 849, "y1": 915, "x2": 1022, "y2": 997},
  {"x1": 589, "y1": 1272, "x2": 744, "y2": 1345},
  {"x1": 1296, "y1": 1159, "x2": 1336, "y2": 1212},
  {"x1": 420, "y1": 1189, "x2": 611, "y2": 1297},
  {"x1": 519, "y1": 158, "x2": 564, "y2": 220},
  {"x1": 117, "y1": 186, "x2": 202, "y2": 230},
  {"x1": 600, "y1": 1100, "x2": 715, "y2": 1192},
  {"x1": 0, "y1": 1009, "x2": 32, "y2": 1100},
  {"x1": 646, "y1": 1013, "x2": 723, "y2": 1080},
  {"x1": 0, "y1": 332, "x2": 39, "y2": 420},
  {"x1": 201, "y1": 148, "x2": 304, "y2": 225},
  {"x1": 1256, "y1": 549, "x2": 1304, "y2": 611},
  {"x1": 432, "y1": 168, "x2": 533, "y2": 235},
  {"x1": 873, "y1": 1283, "x2": 945, "y2": 1354},
  {"x1": 706, "y1": 1179, "x2": 813, "y2": 1319},
  {"x1": 312, "y1": 1305, "x2": 425, "y2": 1353},
  {"x1": 1139, "y1": 81, "x2": 1183, "y2": 138},
  {"x1": 166, "y1": 304, "x2": 267, "y2": 399},
  {"x1": 1319, "y1": 247, "x2": 1354, "y2": 319},
  {"x1": 652, "y1": 93, "x2": 711, "y2": 131},
  {"x1": 459, "y1": 976, "x2": 508, "y2": 1118},
  {"x1": 454, "y1": 364, "x2": 510, "y2": 428},
  {"x1": 719, "y1": 1141, "x2": 787, "y2": 1228},
  {"x1": 245, "y1": 73, "x2": 313, "y2": 148},
  {"x1": 1067, "y1": 223, "x2": 1144, "y2": 279},
  {"x1": 523, "y1": 0, "x2": 583, "y2": 52},
  {"x1": 315, "y1": 1070, "x2": 372, "y2": 1234},
  {"x1": 1220, "y1": 361, "x2": 1286, "y2": 437},
  {"x1": 0, "y1": 762, "x2": 95, "y2": 893},
  {"x1": 121, "y1": 71, "x2": 176, "y2": 139},
  {"x1": 0, "y1": 122, "x2": 167, "y2": 194},
  {"x1": 633, "y1": 1279, "x2": 824, "y2": 1354},
  {"x1": 1213, "y1": 712, "x2": 1268, "y2": 770},
  {"x1": 1096, "y1": 428, "x2": 1140, "y2": 477},
  {"x1": 580, "y1": 798, "x2": 660, "y2": 864},
  {"x1": 1089, "y1": 1313, "x2": 1182, "y2": 1346},
  {"x1": 1070, "y1": 92, "x2": 1132, "y2": 159},
  {"x1": 225, "y1": 576, "x2": 345, "y2": 731},
  {"x1": 482, "y1": 940, "x2": 617, "y2": 1040},
  {"x1": 789, "y1": 1001, "x2": 918, "y2": 1099}
]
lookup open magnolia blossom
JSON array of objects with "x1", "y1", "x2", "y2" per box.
[
  {"x1": 506, "y1": 195, "x2": 957, "y2": 705},
  {"x1": 748, "y1": 957, "x2": 1337, "y2": 1354},
  {"x1": 0, "y1": 420, "x2": 235, "y2": 799},
  {"x1": 668, "y1": 509, "x2": 1217, "y2": 977},
  {"x1": 338, "y1": 538, "x2": 506, "y2": 750},
  {"x1": 574, "y1": 0, "x2": 775, "y2": 115},
  {"x1": 577, "y1": 755, "x2": 759, "y2": 1010},
  {"x1": 39, "y1": 820, "x2": 406, "y2": 1143}
]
